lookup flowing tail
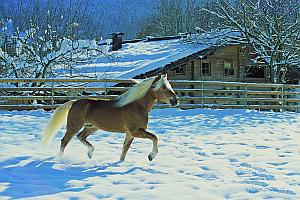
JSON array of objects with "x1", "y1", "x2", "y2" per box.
[{"x1": 42, "y1": 100, "x2": 76, "y2": 145}]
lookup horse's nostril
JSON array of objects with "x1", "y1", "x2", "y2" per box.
[
  {"x1": 175, "y1": 98, "x2": 179, "y2": 105},
  {"x1": 170, "y1": 97, "x2": 179, "y2": 106}
]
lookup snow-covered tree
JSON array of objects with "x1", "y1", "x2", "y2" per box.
[
  {"x1": 203, "y1": 0, "x2": 300, "y2": 83},
  {"x1": 0, "y1": 23, "x2": 108, "y2": 85}
]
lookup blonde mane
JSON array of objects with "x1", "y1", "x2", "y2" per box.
[{"x1": 114, "y1": 76, "x2": 158, "y2": 107}]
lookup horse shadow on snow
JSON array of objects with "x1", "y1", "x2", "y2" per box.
[{"x1": 0, "y1": 156, "x2": 164, "y2": 199}]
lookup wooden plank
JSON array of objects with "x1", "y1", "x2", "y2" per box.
[
  {"x1": 0, "y1": 78, "x2": 137, "y2": 84},
  {"x1": 0, "y1": 104, "x2": 56, "y2": 110},
  {"x1": 0, "y1": 86, "x2": 128, "y2": 92},
  {"x1": 170, "y1": 80, "x2": 300, "y2": 89},
  {"x1": 0, "y1": 95, "x2": 118, "y2": 101},
  {"x1": 155, "y1": 104, "x2": 300, "y2": 109},
  {"x1": 178, "y1": 96, "x2": 300, "y2": 103},
  {"x1": 1, "y1": 95, "x2": 300, "y2": 103},
  {"x1": 1, "y1": 78, "x2": 300, "y2": 89},
  {"x1": 174, "y1": 88, "x2": 300, "y2": 95},
  {"x1": 2, "y1": 87, "x2": 299, "y2": 95},
  {"x1": 2, "y1": 87, "x2": 299, "y2": 96}
]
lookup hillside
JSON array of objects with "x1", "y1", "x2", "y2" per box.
[{"x1": 0, "y1": 0, "x2": 159, "y2": 39}]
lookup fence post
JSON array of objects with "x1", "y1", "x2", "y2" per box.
[
  {"x1": 51, "y1": 79, "x2": 55, "y2": 112},
  {"x1": 104, "y1": 78, "x2": 107, "y2": 99},
  {"x1": 201, "y1": 82, "x2": 204, "y2": 107},
  {"x1": 281, "y1": 84, "x2": 285, "y2": 112},
  {"x1": 245, "y1": 86, "x2": 248, "y2": 110}
]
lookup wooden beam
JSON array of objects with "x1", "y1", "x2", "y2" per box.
[
  {"x1": 0, "y1": 78, "x2": 137, "y2": 84},
  {"x1": 2, "y1": 103, "x2": 299, "y2": 111},
  {"x1": 0, "y1": 86, "x2": 128, "y2": 92},
  {"x1": 0, "y1": 95, "x2": 117, "y2": 101}
]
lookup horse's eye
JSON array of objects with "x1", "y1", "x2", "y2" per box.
[{"x1": 162, "y1": 85, "x2": 167, "y2": 89}]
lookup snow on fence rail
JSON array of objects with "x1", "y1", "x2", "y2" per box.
[{"x1": 0, "y1": 78, "x2": 300, "y2": 111}]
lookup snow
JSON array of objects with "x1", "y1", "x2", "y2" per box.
[
  {"x1": 1, "y1": 108, "x2": 300, "y2": 199},
  {"x1": 70, "y1": 29, "x2": 243, "y2": 79},
  {"x1": 70, "y1": 38, "x2": 205, "y2": 79}
]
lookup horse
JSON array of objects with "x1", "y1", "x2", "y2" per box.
[{"x1": 42, "y1": 74, "x2": 179, "y2": 162}]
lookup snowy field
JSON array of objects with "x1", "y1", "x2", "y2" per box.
[{"x1": 0, "y1": 108, "x2": 300, "y2": 199}]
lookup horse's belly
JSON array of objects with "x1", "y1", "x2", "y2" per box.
[
  {"x1": 94, "y1": 122, "x2": 126, "y2": 132},
  {"x1": 88, "y1": 115, "x2": 127, "y2": 132}
]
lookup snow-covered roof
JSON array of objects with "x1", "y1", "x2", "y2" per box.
[{"x1": 73, "y1": 29, "x2": 245, "y2": 79}]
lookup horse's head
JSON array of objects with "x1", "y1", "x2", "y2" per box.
[{"x1": 152, "y1": 74, "x2": 179, "y2": 106}]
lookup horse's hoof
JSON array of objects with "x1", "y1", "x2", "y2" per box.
[
  {"x1": 88, "y1": 148, "x2": 94, "y2": 159},
  {"x1": 148, "y1": 154, "x2": 153, "y2": 161},
  {"x1": 88, "y1": 153, "x2": 93, "y2": 159}
]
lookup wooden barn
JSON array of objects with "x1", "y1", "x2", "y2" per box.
[{"x1": 135, "y1": 44, "x2": 269, "y2": 83}]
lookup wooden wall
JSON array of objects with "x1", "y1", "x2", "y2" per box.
[
  {"x1": 163, "y1": 45, "x2": 270, "y2": 104},
  {"x1": 165, "y1": 45, "x2": 269, "y2": 83}
]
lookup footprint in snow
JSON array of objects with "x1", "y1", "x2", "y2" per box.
[
  {"x1": 255, "y1": 145, "x2": 271, "y2": 149},
  {"x1": 267, "y1": 162, "x2": 288, "y2": 166}
]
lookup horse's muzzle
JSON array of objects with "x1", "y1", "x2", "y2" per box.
[{"x1": 170, "y1": 96, "x2": 179, "y2": 106}]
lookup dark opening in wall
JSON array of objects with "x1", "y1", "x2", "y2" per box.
[
  {"x1": 245, "y1": 65, "x2": 265, "y2": 78},
  {"x1": 224, "y1": 60, "x2": 234, "y2": 76},
  {"x1": 174, "y1": 64, "x2": 186, "y2": 75},
  {"x1": 201, "y1": 61, "x2": 211, "y2": 76}
]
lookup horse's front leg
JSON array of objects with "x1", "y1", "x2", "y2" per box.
[
  {"x1": 132, "y1": 128, "x2": 158, "y2": 161},
  {"x1": 120, "y1": 133, "x2": 134, "y2": 162}
]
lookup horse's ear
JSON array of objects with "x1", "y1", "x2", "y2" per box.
[
  {"x1": 153, "y1": 75, "x2": 160, "y2": 84},
  {"x1": 157, "y1": 74, "x2": 164, "y2": 80}
]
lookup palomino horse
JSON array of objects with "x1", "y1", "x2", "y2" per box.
[{"x1": 42, "y1": 74, "x2": 179, "y2": 161}]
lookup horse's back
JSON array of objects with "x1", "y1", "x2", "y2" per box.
[{"x1": 68, "y1": 99, "x2": 112, "y2": 122}]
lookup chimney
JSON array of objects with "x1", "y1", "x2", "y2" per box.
[
  {"x1": 110, "y1": 32, "x2": 124, "y2": 51},
  {"x1": 195, "y1": 27, "x2": 203, "y2": 34}
]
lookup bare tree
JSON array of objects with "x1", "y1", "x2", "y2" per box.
[
  {"x1": 138, "y1": 0, "x2": 195, "y2": 37},
  {"x1": 203, "y1": 0, "x2": 300, "y2": 83}
]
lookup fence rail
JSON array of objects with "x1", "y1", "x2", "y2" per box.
[{"x1": 1, "y1": 78, "x2": 300, "y2": 111}]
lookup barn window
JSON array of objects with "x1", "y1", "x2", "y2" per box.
[
  {"x1": 245, "y1": 65, "x2": 265, "y2": 78},
  {"x1": 201, "y1": 61, "x2": 211, "y2": 76},
  {"x1": 174, "y1": 64, "x2": 186, "y2": 75},
  {"x1": 224, "y1": 60, "x2": 234, "y2": 76}
]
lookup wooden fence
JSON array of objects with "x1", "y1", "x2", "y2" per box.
[{"x1": 1, "y1": 78, "x2": 300, "y2": 111}]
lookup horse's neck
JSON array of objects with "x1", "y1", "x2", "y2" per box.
[{"x1": 137, "y1": 90, "x2": 156, "y2": 113}]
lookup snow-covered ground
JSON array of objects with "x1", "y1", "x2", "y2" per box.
[{"x1": 0, "y1": 108, "x2": 300, "y2": 199}]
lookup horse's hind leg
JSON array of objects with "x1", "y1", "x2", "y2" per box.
[
  {"x1": 77, "y1": 125, "x2": 99, "y2": 159},
  {"x1": 59, "y1": 114, "x2": 85, "y2": 157}
]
